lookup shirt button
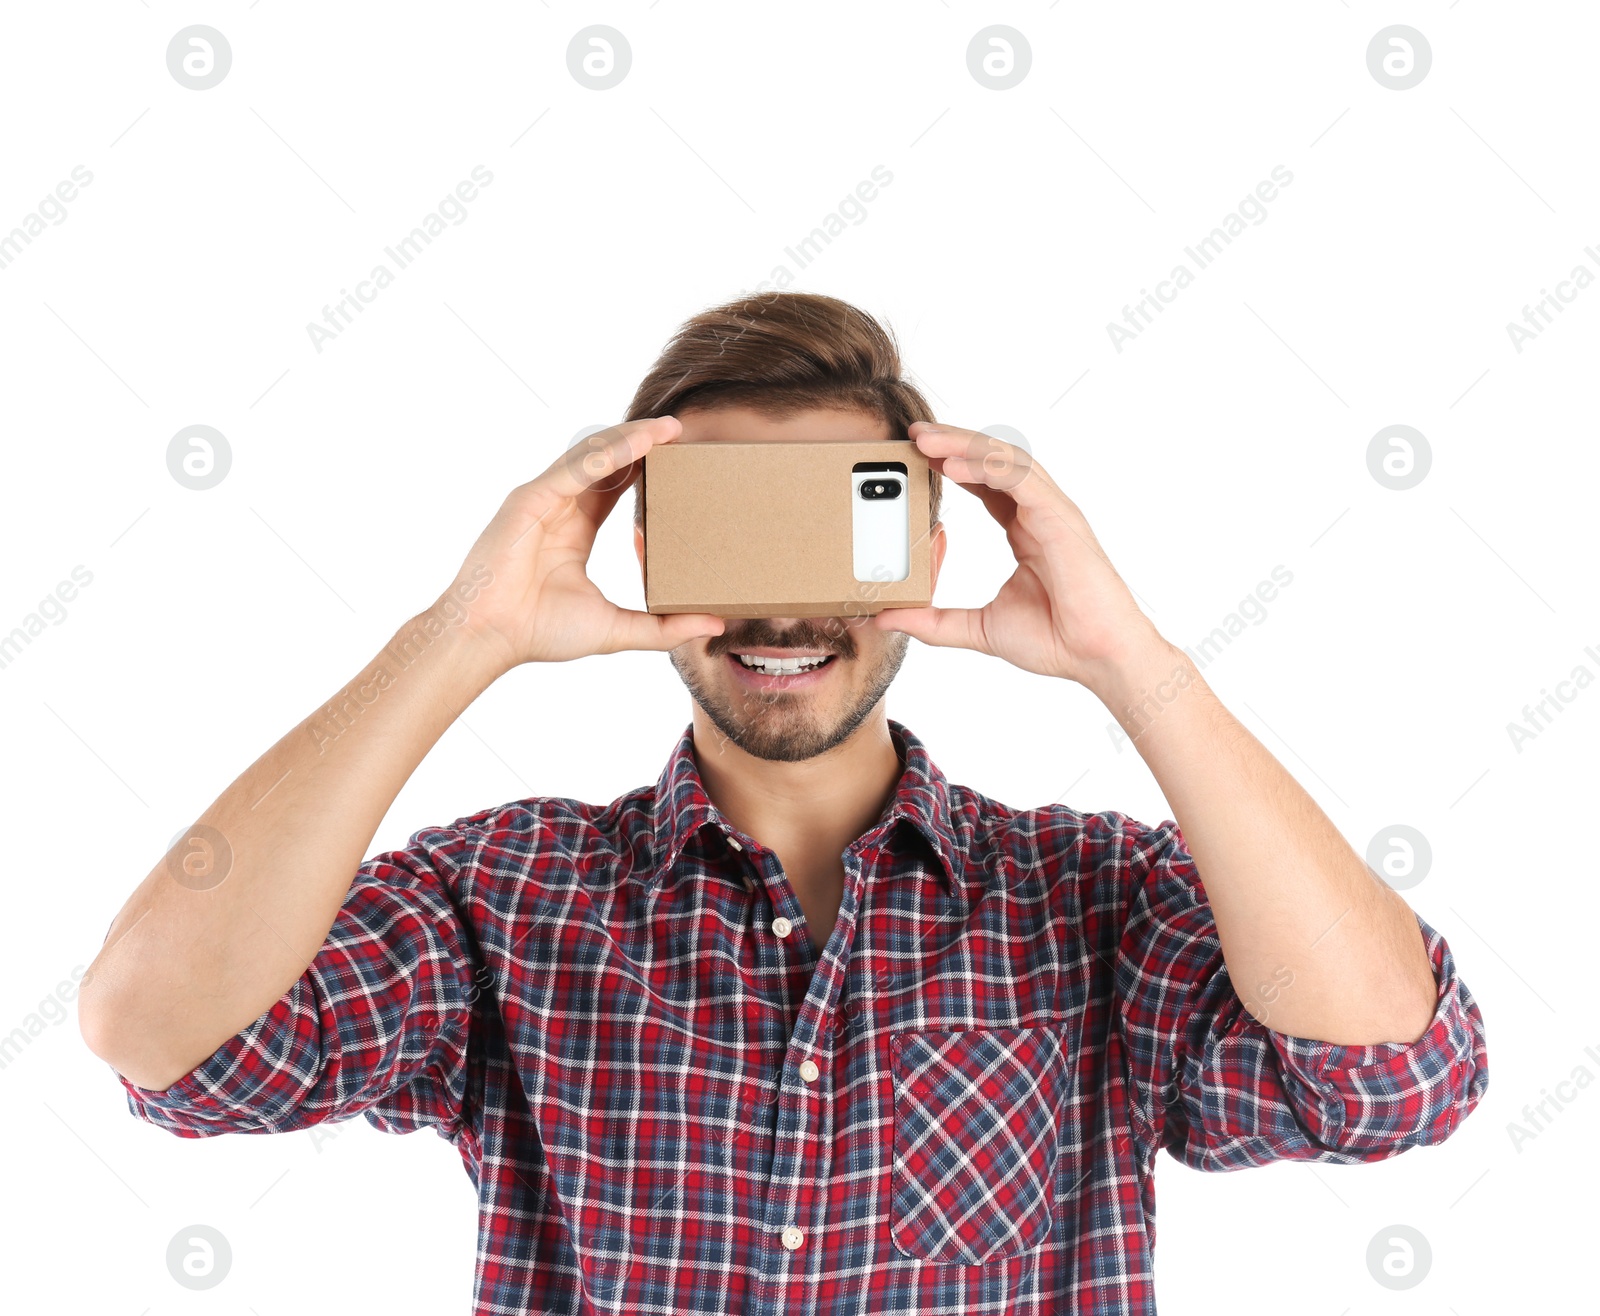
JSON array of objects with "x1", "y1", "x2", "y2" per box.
[
  {"x1": 799, "y1": 1059, "x2": 820, "y2": 1083},
  {"x1": 771, "y1": 916, "x2": 793, "y2": 938},
  {"x1": 781, "y1": 1225, "x2": 804, "y2": 1250}
]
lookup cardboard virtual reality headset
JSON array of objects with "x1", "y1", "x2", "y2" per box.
[{"x1": 641, "y1": 439, "x2": 934, "y2": 618}]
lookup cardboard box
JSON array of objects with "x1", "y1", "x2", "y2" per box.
[{"x1": 642, "y1": 440, "x2": 933, "y2": 618}]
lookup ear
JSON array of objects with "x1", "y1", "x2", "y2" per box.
[{"x1": 927, "y1": 519, "x2": 947, "y2": 594}]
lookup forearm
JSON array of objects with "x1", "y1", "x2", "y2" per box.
[
  {"x1": 1097, "y1": 639, "x2": 1438, "y2": 1045},
  {"x1": 81, "y1": 600, "x2": 507, "y2": 1090}
]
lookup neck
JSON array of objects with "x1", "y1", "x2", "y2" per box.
[{"x1": 691, "y1": 707, "x2": 904, "y2": 866}]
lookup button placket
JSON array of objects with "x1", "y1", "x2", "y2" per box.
[
  {"x1": 750, "y1": 851, "x2": 799, "y2": 949},
  {"x1": 718, "y1": 824, "x2": 758, "y2": 892},
  {"x1": 755, "y1": 853, "x2": 866, "y2": 1316}
]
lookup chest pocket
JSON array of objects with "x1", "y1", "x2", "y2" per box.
[{"x1": 888, "y1": 1026, "x2": 1067, "y2": 1265}]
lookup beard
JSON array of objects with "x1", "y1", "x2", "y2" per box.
[{"x1": 669, "y1": 626, "x2": 910, "y2": 763}]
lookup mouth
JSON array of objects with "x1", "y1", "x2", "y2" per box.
[{"x1": 723, "y1": 648, "x2": 842, "y2": 691}]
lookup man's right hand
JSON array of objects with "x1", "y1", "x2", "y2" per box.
[
  {"x1": 442, "y1": 416, "x2": 725, "y2": 670},
  {"x1": 80, "y1": 416, "x2": 729, "y2": 1091}
]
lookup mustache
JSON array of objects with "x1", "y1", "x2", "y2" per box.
[{"x1": 707, "y1": 620, "x2": 855, "y2": 659}]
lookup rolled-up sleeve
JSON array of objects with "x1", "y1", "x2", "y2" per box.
[
  {"x1": 113, "y1": 825, "x2": 483, "y2": 1142},
  {"x1": 1113, "y1": 819, "x2": 1489, "y2": 1171}
]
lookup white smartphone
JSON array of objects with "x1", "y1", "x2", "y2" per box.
[{"x1": 851, "y1": 463, "x2": 910, "y2": 583}]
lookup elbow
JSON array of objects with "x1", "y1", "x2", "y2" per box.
[
  {"x1": 76, "y1": 967, "x2": 123, "y2": 1067},
  {"x1": 78, "y1": 978, "x2": 193, "y2": 1094}
]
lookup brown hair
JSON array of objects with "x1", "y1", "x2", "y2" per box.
[{"x1": 626, "y1": 291, "x2": 942, "y2": 527}]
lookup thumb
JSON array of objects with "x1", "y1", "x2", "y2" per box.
[
  {"x1": 874, "y1": 606, "x2": 984, "y2": 652},
  {"x1": 602, "y1": 607, "x2": 726, "y2": 655}
]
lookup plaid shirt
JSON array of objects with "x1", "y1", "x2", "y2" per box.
[{"x1": 116, "y1": 717, "x2": 1488, "y2": 1314}]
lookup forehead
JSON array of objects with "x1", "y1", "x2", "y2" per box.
[{"x1": 676, "y1": 406, "x2": 892, "y2": 443}]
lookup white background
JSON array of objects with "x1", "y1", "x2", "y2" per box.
[{"x1": 1, "y1": 3, "x2": 1592, "y2": 1313}]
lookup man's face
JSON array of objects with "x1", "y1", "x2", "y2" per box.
[{"x1": 633, "y1": 406, "x2": 945, "y2": 764}]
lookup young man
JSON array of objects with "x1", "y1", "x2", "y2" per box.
[{"x1": 82, "y1": 293, "x2": 1488, "y2": 1315}]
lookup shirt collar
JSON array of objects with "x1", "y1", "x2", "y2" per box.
[{"x1": 649, "y1": 717, "x2": 960, "y2": 896}]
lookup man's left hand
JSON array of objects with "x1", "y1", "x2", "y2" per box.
[{"x1": 874, "y1": 421, "x2": 1167, "y2": 696}]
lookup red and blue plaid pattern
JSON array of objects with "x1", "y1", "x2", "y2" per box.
[
  {"x1": 889, "y1": 1026, "x2": 1068, "y2": 1264},
  {"x1": 113, "y1": 718, "x2": 1489, "y2": 1314}
]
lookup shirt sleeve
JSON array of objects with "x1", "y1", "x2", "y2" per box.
[
  {"x1": 112, "y1": 825, "x2": 485, "y2": 1142},
  {"x1": 1112, "y1": 818, "x2": 1489, "y2": 1171}
]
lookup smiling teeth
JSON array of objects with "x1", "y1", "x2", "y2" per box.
[{"x1": 736, "y1": 654, "x2": 830, "y2": 673}]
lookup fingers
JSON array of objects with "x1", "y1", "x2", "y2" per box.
[
  {"x1": 571, "y1": 460, "x2": 639, "y2": 537},
  {"x1": 503, "y1": 417, "x2": 679, "y2": 552},
  {"x1": 928, "y1": 458, "x2": 1025, "y2": 532},
  {"x1": 912, "y1": 421, "x2": 1099, "y2": 556},
  {"x1": 539, "y1": 416, "x2": 682, "y2": 503},
  {"x1": 908, "y1": 422, "x2": 1062, "y2": 512}
]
